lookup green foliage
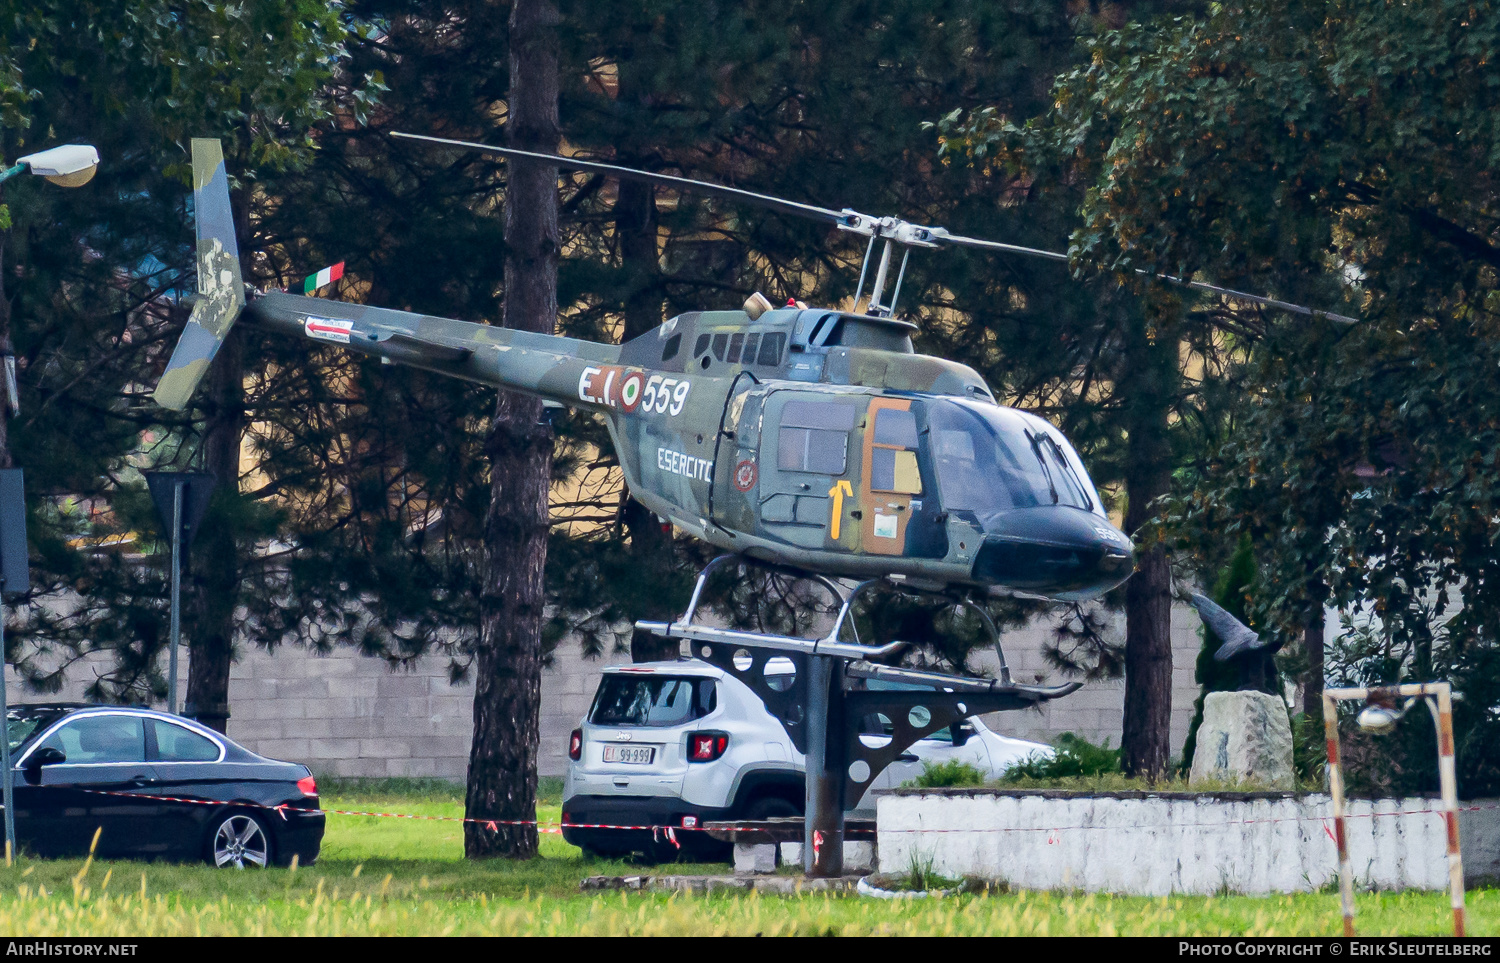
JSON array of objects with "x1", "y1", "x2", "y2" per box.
[
  {"x1": 910, "y1": 759, "x2": 987, "y2": 789},
  {"x1": 944, "y1": 0, "x2": 1500, "y2": 793},
  {"x1": 0, "y1": 1, "x2": 370, "y2": 700},
  {"x1": 1289, "y1": 713, "x2": 1326, "y2": 787},
  {"x1": 1001, "y1": 733, "x2": 1122, "y2": 781}
]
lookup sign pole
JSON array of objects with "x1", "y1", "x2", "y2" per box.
[
  {"x1": 146, "y1": 471, "x2": 211, "y2": 717},
  {"x1": 0, "y1": 469, "x2": 28, "y2": 866},
  {"x1": 167, "y1": 480, "x2": 182, "y2": 715},
  {"x1": 0, "y1": 584, "x2": 14, "y2": 864}
]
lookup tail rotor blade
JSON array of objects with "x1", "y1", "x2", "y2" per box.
[{"x1": 152, "y1": 138, "x2": 246, "y2": 411}]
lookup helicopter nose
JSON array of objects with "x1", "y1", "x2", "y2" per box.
[{"x1": 970, "y1": 507, "x2": 1135, "y2": 600}]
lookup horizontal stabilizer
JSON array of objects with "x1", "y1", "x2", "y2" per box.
[{"x1": 153, "y1": 139, "x2": 245, "y2": 410}]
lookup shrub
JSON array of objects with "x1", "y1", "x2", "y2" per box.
[
  {"x1": 1001, "y1": 733, "x2": 1121, "y2": 781},
  {"x1": 911, "y1": 759, "x2": 987, "y2": 788}
]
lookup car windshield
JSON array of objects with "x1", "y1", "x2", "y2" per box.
[
  {"x1": 5, "y1": 714, "x2": 41, "y2": 753},
  {"x1": 590, "y1": 675, "x2": 717, "y2": 728},
  {"x1": 928, "y1": 400, "x2": 1092, "y2": 514}
]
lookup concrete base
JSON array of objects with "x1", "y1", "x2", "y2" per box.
[
  {"x1": 580, "y1": 874, "x2": 860, "y2": 894},
  {"x1": 779, "y1": 841, "x2": 876, "y2": 875},
  {"x1": 734, "y1": 842, "x2": 778, "y2": 875},
  {"x1": 1190, "y1": 690, "x2": 1295, "y2": 790},
  {"x1": 876, "y1": 788, "x2": 1500, "y2": 895}
]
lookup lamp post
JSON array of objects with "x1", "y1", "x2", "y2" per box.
[
  {"x1": 0, "y1": 145, "x2": 100, "y2": 188},
  {"x1": 0, "y1": 142, "x2": 99, "y2": 863}
]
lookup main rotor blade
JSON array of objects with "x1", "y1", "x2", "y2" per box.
[
  {"x1": 391, "y1": 131, "x2": 850, "y2": 226},
  {"x1": 937, "y1": 229, "x2": 1359, "y2": 324},
  {"x1": 395, "y1": 131, "x2": 1358, "y2": 324}
]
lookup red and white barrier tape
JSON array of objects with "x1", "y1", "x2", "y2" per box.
[{"x1": 74, "y1": 788, "x2": 1500, "y2": 839}]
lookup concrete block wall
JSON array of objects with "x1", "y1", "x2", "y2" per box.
[
  {"x1": 4, "y1": 603, "x2": 1211, "y2": 779},
  {"x1": 876, "y1": 788, "x2": 1500, "y2": 894},
  {"x1": 969, "y1": 606, "x2": 1204, "y2": 756}
]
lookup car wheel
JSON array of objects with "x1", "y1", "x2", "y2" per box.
[
  {"x1": 206, "y1": 811, "x2": 273, "y2": 869},
  {"x1": 744, "y1": 796, "x2": 801, "y2": 820}
]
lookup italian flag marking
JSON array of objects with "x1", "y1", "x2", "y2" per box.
[{"x1": 303, "y1": 261, "x2": 345, "y2": 294}]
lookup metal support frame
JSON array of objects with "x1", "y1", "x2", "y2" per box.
[
  {"x1": 637, "y1": 555, "x2": 1080, "y2": 877},
  {"x1": 1323, "y1": 682, "x2": 1465, "y2": 938}
]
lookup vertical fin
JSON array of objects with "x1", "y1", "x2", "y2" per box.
[{"x1": 152, "y1": 139, "x2": 245, "y2": 410}]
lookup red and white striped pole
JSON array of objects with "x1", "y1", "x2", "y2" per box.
[
  {"x1": 1322, "y1": 691, "x2": 1356, "y2": 937},
  {"x1": 1324, "y1": 682, "x2": 1465, "y2": 938},
  {"x1": 1434, "y1": 685, "x2": 1466, "y2": 937}
]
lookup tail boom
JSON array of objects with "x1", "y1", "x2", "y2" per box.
[{"x1": 244, "y1": 291, "x2": 621, "y2": 411}]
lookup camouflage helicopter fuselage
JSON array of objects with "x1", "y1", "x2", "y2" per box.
[
  {"x1": 242, "y1": 292, "x2": 1135, "y2": 601},
  {"x1": 157, "y1": 140, "x2": 1132, "y2": 601}
]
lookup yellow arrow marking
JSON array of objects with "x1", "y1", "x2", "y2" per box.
[{"x1": 828, "y1": 480, "x2": 854, "y2": 540}]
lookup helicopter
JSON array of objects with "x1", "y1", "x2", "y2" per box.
[
  {"x1": 156, "y1": 132, "x2": 1362, "y2": 615},
  {"x1": 156, "y1": 138, "x2": 1358, "y2": 875},
  {"x1": 158, "y1": 136, "x2": 1150, "y2": 603}
]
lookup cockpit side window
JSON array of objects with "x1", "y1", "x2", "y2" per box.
[{"x1": 871, "y1": 407, "x2": 922, "y2": 494}]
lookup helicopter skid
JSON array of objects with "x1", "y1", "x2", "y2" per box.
[
  {"x1": 633, "y1": 554, "x2": 1081, "y2": 704},
  {"x1": 633, "y1": 618, "x2": 903, "y2": 662}
]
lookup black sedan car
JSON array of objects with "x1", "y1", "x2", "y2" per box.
[{"x1": 5, "y1": 704, "x2": 324, "y2": 867}]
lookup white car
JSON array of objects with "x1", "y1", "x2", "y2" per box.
[{"x1": 561, "y1": 659, "x2": 1051, "y2": 861}]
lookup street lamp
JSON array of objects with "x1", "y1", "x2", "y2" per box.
[
  {"x1": 0, "y1": 140, "x2": 97, "y2": 865},
  {"x1": 0, "y1": 144, "x2": 100, "y2": 188}
]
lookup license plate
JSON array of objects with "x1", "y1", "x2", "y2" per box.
[{"x1": 602, "y1": 745, "x2": 656, "y2": 765}]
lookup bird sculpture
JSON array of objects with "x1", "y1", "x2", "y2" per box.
[{"x1": 1188, "y1": 592, "x2": 1282, "y2": 694}]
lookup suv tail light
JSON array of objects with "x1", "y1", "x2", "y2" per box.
[
  {"x1": 687, "y1": 731, "x2": 729, "y2": 762},
  {"x1": 297, "y1": 775, "x2": 317, "y2": 797},
  {"x1": 568, "y1": 729, "x2": 583, "y2": 761}
]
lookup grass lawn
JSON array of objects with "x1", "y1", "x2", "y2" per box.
[{"x1": 0, "y1": 778, "x2": 1489, "y2": 936}]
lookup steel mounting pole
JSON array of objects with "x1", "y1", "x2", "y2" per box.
[
  {"x1": 167, "y1": 480, "x2": 182, "y2": 715},
  {"x1": 803, "y1": 655, "x2": 846, "y2": 878}
]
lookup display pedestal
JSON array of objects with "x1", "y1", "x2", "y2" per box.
[{"x1": 1189, "y1": 690, "x2": 1295, "y2": 789}]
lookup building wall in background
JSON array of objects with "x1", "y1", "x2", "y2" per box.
[{"x1": 5, "y1": 603, "x2": 1212, "y2": 779}]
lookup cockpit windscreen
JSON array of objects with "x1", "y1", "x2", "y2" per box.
[{"x1": 928, "y1": 401, "x2": 1094, "y2": 515}]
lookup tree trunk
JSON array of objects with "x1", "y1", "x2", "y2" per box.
[
  {"x1": 1302, "y1": 584, "x2": 1326, "y2": 719},
  {"x1": 183, "y1": 180, "x2": 255, "y2": 736},
  {"x1": 616, "y1": 166, "x2": 678, "y2": 663},
  {"x1": 1119, "y1": 313, "x2": 1176, "y2": 780},
  {"x1": 184, "y1": 328, "x2": 244, "y2": 734},
  {"x1": 1301, "y1": 610, "x2": 1325, "y2": 718},
  {"x1": 464, "y1": 0, "x2": 558, "y2": 861}
]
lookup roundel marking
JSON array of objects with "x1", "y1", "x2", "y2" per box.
[
  {"x1": 733, "y1": 460, "x2": 758, "y2": 492},
  {"x1": 619, "y1": 372, "x2": 645, "y2": 412}
]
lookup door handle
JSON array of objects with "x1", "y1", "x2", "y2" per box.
[{"x1": 126, "y1": 775, "x2": 153, "y2": 787}]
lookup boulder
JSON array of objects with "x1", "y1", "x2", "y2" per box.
[{"x1": 1189, "y1": 690, "x2": 1295, "y2": 790}]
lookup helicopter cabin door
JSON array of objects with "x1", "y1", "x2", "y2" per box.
[
  {"x1": 857, "y1": 398, "x2": 923, "y2": 556},
  {"x1": 731, "y1": 390, "x2": 863, "y2": 552}
]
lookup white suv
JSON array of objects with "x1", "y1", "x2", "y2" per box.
[{"x1": 561, "y1": 659, "x2": 1052, "y2": 861}]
